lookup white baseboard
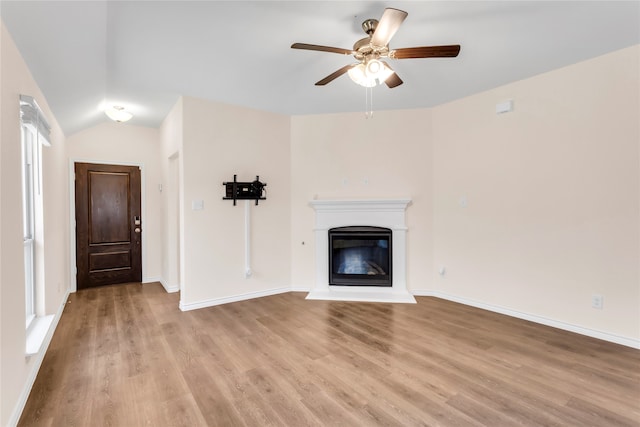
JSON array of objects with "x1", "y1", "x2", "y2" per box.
[
  {"x1": 163, "y1": 284, "x2": 180, "y2": 293},
  {"x1": 9, "y1": 288, "x2": 71, "y2": 427},
  {"x1": 155, "y1": 278, "x2": 179, "y2": 293},
  {"x1": 290, "y1": 286, "x2": 312, "y2": 292},
  {"x1": 412, "y1": 289, "x2": 640, "y2": 350},
  {"x1": 179, "y1": 287, "x2": 291, "y2": 311}
]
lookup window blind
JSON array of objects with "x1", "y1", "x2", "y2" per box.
[{"x1": 19, "y1": 94, "x2": 51, "y2": 146}]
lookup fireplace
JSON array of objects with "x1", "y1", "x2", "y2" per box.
[
  {"x1": 307, "y1": 199, "x2": 415, "y2": 303},
  {"x1": 329, "y1": 226, "x2": 392, "y2": 287}
]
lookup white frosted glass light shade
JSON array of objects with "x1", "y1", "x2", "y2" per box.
[
  {"x1": 105, "y1": 106, "x2": 133, "y2": 122},
  {"x1": 348, "y1": 60, "x2": 394, "y2": 87},
  {"x1": 348, "y1": 64, "x2": 377, "y2": 88},
  {"x1": 374, "y1": 61, "x2": 394, "y2": 83}
]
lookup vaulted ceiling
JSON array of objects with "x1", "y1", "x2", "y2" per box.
[{"x1": 2, "y1": 1, "x2": 638, "y2": 136}]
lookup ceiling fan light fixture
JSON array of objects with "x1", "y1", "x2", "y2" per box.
[
  {"x1": 368, "y1": 59, "x2": 394, "y2": 83},
  {"x1": 348, "y1": 63, "x2": 377, "y2": 88},
  {"x1": 348, "y1": 59, "x2": 394, "y2": 87},
  {"x1": 366, "y1": 59, "x2": 383, "y2": 76},
  {"x1": 105, "y1": 105, "x2": 133, "y2": 122}
]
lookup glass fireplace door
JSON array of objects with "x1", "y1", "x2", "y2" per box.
[{"x1": 329, "y1": 226, "x2": 392, "y2": 287}]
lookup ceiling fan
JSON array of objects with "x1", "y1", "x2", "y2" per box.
[{"x1": 291, "y1": 8, "x2": 460, "y2": 88}]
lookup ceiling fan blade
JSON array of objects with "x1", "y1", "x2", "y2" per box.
[
  {"x1": 385, "y1": 73, "x2": 403, "y2": 88},
  {"x1": 381, "y1": 61, "x2": 403, "y2": 88},
  {"x1": 391, "y1": 45, "x2": 461, "y2": 59},
  {"x1": 315, "y1": 64, "x2": 355, "y2": 86},
  {"x1": 291, "y1": 43, "x2": 354, "y2": 55},
  {"x1": 370, "y1": 8, "x2": 408, "y2": 47}
]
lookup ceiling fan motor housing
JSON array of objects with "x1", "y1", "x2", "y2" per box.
[
  {"x1": 354, "y1": 18, "x2": 390, "y2": 62},
  {"x1": 362, "y1": 18, "x2": 378, "y2": 35}
]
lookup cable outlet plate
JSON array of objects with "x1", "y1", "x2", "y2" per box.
[{"x1": 591, "y1": 294, "x2": 603, "y2": 309}]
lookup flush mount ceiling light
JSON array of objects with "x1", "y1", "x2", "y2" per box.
[{"x1": 105, "y1": 105, "x2": 133, "y2": 122}]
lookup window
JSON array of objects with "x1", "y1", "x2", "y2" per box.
[{"x1": 20, "y1": 95, "x2": 50, "y2": 330}]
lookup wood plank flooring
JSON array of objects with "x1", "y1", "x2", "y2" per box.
[{"x1": 19, "y1": 282, "x2": 640, "y2": 426}]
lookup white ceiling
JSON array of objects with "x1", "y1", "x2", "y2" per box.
[{"x1": 1, "y1": 1, "x2": 638, "y2": 136}]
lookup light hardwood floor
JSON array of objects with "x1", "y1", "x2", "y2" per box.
[{"x1": 19, "y1": 282, "x2": 640, "y2": 426}]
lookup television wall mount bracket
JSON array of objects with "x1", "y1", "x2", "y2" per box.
[{"x1": 223, "y1": 175, "x2": 267, "y2": 205}]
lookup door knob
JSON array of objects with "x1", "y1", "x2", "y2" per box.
[{"x1": 134, "y1": 227, "x2": 141, "y2": 233}]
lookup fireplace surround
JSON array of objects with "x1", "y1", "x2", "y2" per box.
[{"x1": 307, "y1": 199, "x2": 415, "y2": 303}]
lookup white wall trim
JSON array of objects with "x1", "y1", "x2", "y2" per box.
[
  {"x1": 8, "y1": 288, "x2": 71, "y2": 427},
  {"x1": 412, "y1": 289, "x2": 640, "y2": 350},
  {"x1": 68, "y1": 158, "x2": 147, "y2": 292},
  {"x1": 179, "y1": 287, "x2": 290, "y2": 312},
  {"x1": 156, "y1": 278, "x2": 180, "y2": 293},
  {"x1": 290, "y1": 285, "x2": 312, "y2": 292}
]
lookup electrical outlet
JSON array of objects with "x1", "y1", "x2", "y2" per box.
[{"x1": 591, "y1": 294, "x2": 603, "y2": 309}]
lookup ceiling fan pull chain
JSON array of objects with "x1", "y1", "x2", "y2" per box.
[{"x1": 365, "y1": 86, "x2": 374, "y2": 119}]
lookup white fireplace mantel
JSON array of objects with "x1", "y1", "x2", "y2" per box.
[{"x1": 307, "y1": 198, "x2": 416, "y2": 304}]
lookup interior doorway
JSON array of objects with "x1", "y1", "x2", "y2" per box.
[{"x1": 166, "y1": 153, "x2": 181, "y2": 291}]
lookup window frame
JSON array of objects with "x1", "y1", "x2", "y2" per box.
[
  {"x1": 21, "y1": 124, "x2": 36, "y2": 328},
  {"x1": 20, "y1": 95, "x2": 50, "y2": 331}
]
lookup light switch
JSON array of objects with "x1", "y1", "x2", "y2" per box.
[{"x1": 192, "y1": 200, "x2": 204, "y2": 210}]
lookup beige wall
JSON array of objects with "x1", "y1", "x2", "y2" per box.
[
  {"x1": 179, "y1": 96, "x2": 291, "y2": 307},
  {"x1": 66, "y1": 122, "x2": 163, "y2": 285},
  {"x1": 432, "y1": 45, "x2": 639, "y2": 341},
  {"x1": 290, "y1": 110, "x2": 435, "y2": 291},
  {"x1": 0, "y1": 22, "x2": 69, "y2": 426},
  {"x1": 291, "y1": 46, "x2": 639, "y2": 344}
]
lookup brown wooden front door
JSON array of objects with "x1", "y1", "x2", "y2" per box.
[{"x1": 75, "y1": 162, "x2": 142, "y2": 289}]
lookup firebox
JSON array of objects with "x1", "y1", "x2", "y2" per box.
[{"x1": 328, "y1": 226, "x2": 392, "y2": 287}]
